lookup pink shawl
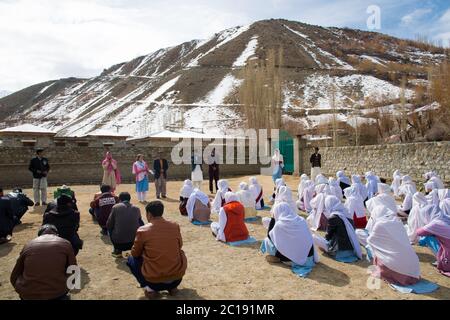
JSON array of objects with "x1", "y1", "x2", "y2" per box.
[{"x1": 102, "y1": 152, "x2": 121, "y2": 185}]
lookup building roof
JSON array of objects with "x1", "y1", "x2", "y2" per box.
[
  {"x1": 82, "y1": 129, "x2": 130, "y2": 138},
  {"x1": 0, "y1": 124, "x2": 57, "y2": 135}
]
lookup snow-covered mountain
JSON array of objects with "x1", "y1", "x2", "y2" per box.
[
  {"x1": 0, "y1": 19, "x2": 447, "y2": 138},
  {"x1": 0, "y1": 90, "x2": 11, "y2": 99}
]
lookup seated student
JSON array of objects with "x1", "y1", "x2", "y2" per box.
[
  {"x1": 365, "y1": 171, "x2": 380, "y2": 200},
  {"x1": 53, "y1": 185, "x2": 78, "y2": 211},
  {"x1": 307, "y1": 184, "x2": 332, "y2": 231},
  {"x1": 312, "y1": 195, "x2": 362, "y2": 260},
  {"x1": 42, "y1": 195, "x2": 83, "y2": 256},
  {"x1": 7, "y1": 188, "x2": 34, "y2": 225},
  {"x1": 391, "y1": 170, "x2": 402, "y2": 198},
  {"x1": 273, "y1": 185, "x2": 297, "y2": 213},
  {"x1": 356, "y1": 202, "x2": 398, "y2": 247},
  {"x1": 417, "y1": 200, "x2": 450, "y2": 277},
  {"x1": 212, "y1": 179, "x2": 232, "y2": 214},
  {"x1": 328, "y1": 178, "x2": 343, "y2": 201},
  {"x1": 90, "y1": 184, "x2": 119, "y2": 235},
  {"x1": 0, "y1": 188, "x2": 14, "y2": 244},
  {"x1": 186, "y1": 189, "x2": 211, "y2": 223},
  {"x1": 397, "y1": 175, "x2": 417, "y2": 216},
  {"x1": 262, "y1": 202, "x2": 317, "y2": 266},
  {"x1": 344, "y1": 186, "x2": 367, "y2": 229},
  {"x1": 367, "y1": 206, "x2": 421, "y2": 286},
  {"x1": 424, "y1": 180, "x2": 439, "y2": 206},
  {"x1": 406, "y1": 192, "x2": 433, "y2": 244},
  {"x1": 269, "y1": 178, "x2": 286, "y2": 204},
  {"x1": 336, "y1": 171, "x2": 351, "y2": 196},
  {"x1": 10, "y1": 224, "x2": 77, "y2": 300},
  {"x1": 297, "y1": 180, "x2": 315, "y2": 213},
  {"x1": 107, "y1": 192, "x2": 144, "y2": 257},
  {"x1": 424, "y1": 171, "x2": 445, "y2": 189},
  {"x1": 211, "y1": 192, "x2": 249, "y2": 242},
  {"x1": 127, "y1": 201, "x2": 187, "y2": 299},
  {"x1": 351, "y1": 175, "x2": 368, "y2": 204},
  {"x1": 249, "y1": 177, "x2": 264, "y2": 210},
  {"x1": 297, "y1": 174, "x2": 309, "y2": 204},
  {"x1": 179, "y1": 180, "x2": 194, "y2": 216},
  {"x1": 236, "y1": 182, "x2": 257, "y2": 219},
  {"x1": 366, "y1": 183, "x2": 398, "y2": 217}
]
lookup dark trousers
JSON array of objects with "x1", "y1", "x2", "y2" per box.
[
  {"x1": 209, "y1": 165, "x2": 219, "y2": 192},
  {"x1": 127, "y1": 256, "x2": 182, "y2": 291},
  {"x1": 110, "y1": 236, "x2": 134, "y2": 252}
]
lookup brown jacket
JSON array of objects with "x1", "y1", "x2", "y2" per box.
[
  {"x1": 10, "y1": 234, "x2": 77, "y2": 300},
  {"x1": 131, "y1": 217, "x2": 187, "y2": 283}
]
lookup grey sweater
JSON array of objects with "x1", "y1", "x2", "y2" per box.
[{"x1": 106, "y1": 202, "x2": 143, "y2": 244}]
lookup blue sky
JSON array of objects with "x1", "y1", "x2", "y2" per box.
[{"x1": 0, "y1": 0, "x2": 449, "y2": 92}]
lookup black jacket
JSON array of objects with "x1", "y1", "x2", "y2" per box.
[
  {"x1": 29, "y1": 156, "x2": 50, "y2": 179},
  {"x1": 0, "y1": 196, "x2": 14, "y2": 237},
  {"x1": 153, "y1": 159, "x2": 169, "y2": 179},
  {"x1": 310, "y1": 153, "x2": 321, "y2": 168},
  {"x1": 325, "y1": 215, "x2": 355, "y2": 254},
  {"x1": 7, "y1": 192, "x2": 34, "y2": 223},
  {"x1": 42, "y1": 206, "x2": 82, "y2": 251}
]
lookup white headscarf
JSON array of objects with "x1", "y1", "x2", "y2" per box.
[
  {"x1": 274, "y1": 185, "x2": 298, "y2": 213},
  {"x1": 429, "y1": 176, "x2": 445, "y2": 189},
  {"x1": 351, "y1": 175, "x2": 368, "y2": 200},
  {"x1": 399, "y1": 175, "x2": 417, "y2": 196},
  {"x1": 297, "y1": 174, "x2": 309, "y2": 200},
  {"x1": 366, "y1": 205, "x2": 398, "y2": 234},
  {"x1": 249, "y1": 177, "x2": 263, "y2": 207},
  {"x1": 325, "y1": 195, "x2": 362, "y2": 259},
  {"x1": 329, "y1": 177, "x2": 343, "y2": 201},
  {"x1": 336, "y1": 170, "x2": 351, "y2": 186},
  {"x1": 302, "y1": 180, "x2": 316, "y2": 212},
  {"x1": 237, "y1": 182, "x2": 255, "y2": 208},
  {"x1": 212, "y1": 179, "x2": 230, "y2": 213},
  {"x1": 180, "y1": 179, "x2": 194, "y2": 198},
  {"x1": 406, "y1": 192, "x2": 433, "y2": 243},
  {"x1": 439, "y1": 198, "x2": 450, "y2": 216},
  {"x1": 366, "y1": 183, "x2": 398, "y2": 217},
  {"x1": 365, "y1": 171, "x2": 379, "y2": 199},
  {"x1": 307, "y1": 191, "x2": 327, "y2": 231},
  {"x1": 272, "y1": 148, "x2": 283, "y2": 162},
  {"x1": 269, "y1": 202, "x2": 319, "y2": 265},
  {"x1": 367, "y1": 207, "x2": 421, "y2": 280},
  {"x1": 391, "y1": 170, "x2": 402, "y2": 197},
  {"x1": 224, "y1": 191, "x2": 239, "y2": 204},
  {"x1": 315, "y1": 174, "x2": 328, "y2": 186},
  {"x1": 344, "y1": 186, "x2": 366, "y2": 219},
  {"x1": 186, "y1": 189, "x2": 210, "y2": 221}
]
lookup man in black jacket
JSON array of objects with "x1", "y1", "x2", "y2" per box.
[
  {"x1": 153, "y1": 152, "x2": 169, "y2": 199},
  {"x1": 28, "y1": 149, "x2": 50, "y2": 206},
  {"x1": 0, "y1": 187, "x2": 14, "y2": 244},
  {"x1": 7, "y1": 188, "x2": 34, "y2": 225},
  {"x1": 309, "y1": 147, "x2": 322, "y2": 181}
]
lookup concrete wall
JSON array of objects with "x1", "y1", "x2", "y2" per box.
[
  {"x1": 0, "y1": 145, "x2": 261, "y2": 188},
  {"x1": 300, "y1": 141, "x2": 450, "y2": 183}
]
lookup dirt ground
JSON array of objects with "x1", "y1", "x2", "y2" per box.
[{"x1": 1, "y1": 175, "x2": 449, "y2": 300}]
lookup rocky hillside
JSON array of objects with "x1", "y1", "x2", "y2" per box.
[{"x1": 0, "y1": 19, "x2": 447, "y2": 138}]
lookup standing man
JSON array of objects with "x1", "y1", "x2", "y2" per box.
[
  {"x1": 28, "y1": 149, "x2": 50, "y2": 206},
  {"x1": 153, "y1": 152, "x2": 169, "y2": 199},
  {"x1": 309, "y1": 147, "x2": 322, "y2": 182},
  {"x1": 208, "y1": 148, "x2": 220, "y2": 194}
]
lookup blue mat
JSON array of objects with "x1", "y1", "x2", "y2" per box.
[
  {"x1": 335, "y1": 250, "x2": 359, "y2": 263},
  {"x1": 257, "y1": 206, "x2": 271, "y2": 211},
  {"x1": 191, "y1": 220, "x2": 212, "y2": 226},
  {"x1": 245, "y1": 216, "x2": 261, "y2": 222},
  {"x1": 390, "y1": 279, "x2": 439, "y2": 294},
  {"x1": 418, "y1": 236, "x2": 440, "y2": 255},
  {"x1": 226, "y1": 236, "x2": 258, "y2": 246},
  {"x1": 365, "y1": 245, "x2": 373, "y2": 262},
  {"x1": 291, "y1": 257, "x2": 315, "y2": 278}
]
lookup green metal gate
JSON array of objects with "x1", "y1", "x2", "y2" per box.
[{"x1": 273, "y1": 130, "x2": 294, "y2": 174}]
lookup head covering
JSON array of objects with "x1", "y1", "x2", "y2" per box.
[
  {"x1": 212, "y1": 179, "x2": 231, "y2": 213},
  {"x1": 344, "y1": 186, "x2": 366, "y2": 219},
  {"x1": 307, "y1": 192, "x2": 327, "y2": 231},
  {"x1": 272, "y1": 148, "x2": 283, "y2": 162},
  {"x1": 351, "y1": 174, "x2": 368, "y2": 200},
  {"x1": 399, "y1": 175, "x2": 417, "y2": 196},
  {"x1": 269, "y1": 203, "x2": 318, "y2": 265},
  {"x1": 440, "y1": 198, "x2": 450, "y2": 216},
  {"x1": 424, "y1": 180, "x2": 438, "y2": 193},
  {"x1": 366, "y1": 205, "x2": 398, "y2": 234},
  {"x1": 336, "y1": 171, "x2": 351, "y2": 186},
  {"x1": 367, "y1": 209, "x2": 421, "y2": 279},
  {"x1": 377, "y1": 183, "x2": 392, "y2": 195},
  {"x1": 429, "y1": 176, "x2": 445, "y2": 189},
  {"x1": 423, "y1": 171, "x2": 436, "y2": 180},
  {"x1": 301, "y1": 180, "x2": 316, "y2": 212},
  {"x1": 391, "y1": 170, "x2": 402, "y2": 196},
  {"x1": 406, "y1": 193, "x2": 435, "y2": 243},
  {"x1": 275, "y1": 178, "x2": 285, "y2": 189},
  {"x1": 224, "y1": 192, "x2": 239, "y2": 204},
  {"x1": 325, "y1": 195, "x2": 362, "y2": 259},
  {"x1": 237, "y1": 182, "x2": 255, "y2": 208},
  {"x1": 366, "y1": 191, "x2": 398, "y2": 217},
  {"x1": 186, "y1": 189, "x2": 210, "y2": 221},
  {"x1": 365, "y1": 171, "x2": 379, "y2": 199},
  {"x1": 297, "y1": 175, "x2": 309, "y2": 201},
  {"x1": 328, "y1": 177, "x2": 343, "y2": 200},
  {"x1": 180, "y1": 179, "x2": 194, "y2": 198},
  {"x1": 248, "y1": 177, "x2": 263, "y2": 207},
  {"x1": 315, "y1": 174, "x2": 328, "y2": 185},
  {"x1": 239, "y1": 182, "x2": 249, "y2": 190},
  {"x1": 274, "y1": 185, "x2": 298, "y2": 212}
]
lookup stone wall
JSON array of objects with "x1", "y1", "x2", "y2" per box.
[
  {"x1": 300, "y1": 141, "x2": 450, "y2": 183},
  {"x1": 0, "y1": 145, "x2": 261, "y2": 188}
]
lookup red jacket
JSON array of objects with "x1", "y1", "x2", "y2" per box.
[{"x1": 223, "y1": 201, "x2": 248, "y2": 242}]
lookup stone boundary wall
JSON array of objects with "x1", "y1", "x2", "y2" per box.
[
  {"x1": 300, "y1": 141, "x2": 449, "y2": 183},
  {"x1": 0, "y1": 146, "x2": 262, "y2": 188}
]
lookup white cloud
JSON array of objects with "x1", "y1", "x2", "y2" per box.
[{"x1": 401, "y1": 8, "x2": 432, "y2": 25}]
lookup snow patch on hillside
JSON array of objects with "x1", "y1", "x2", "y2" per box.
[
  {"x1": 233, "y1": 36, "x2": 258, "y2": 67},
  {"x1": 197, "y1": 74, "x2": 242, "y2": 105}
]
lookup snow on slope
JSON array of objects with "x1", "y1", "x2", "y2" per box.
[
  {"x1": 197, "y1": 74, "x2": 242, "y2": 105},
  {"x1": 233, "y1": 36, "x2": 258, "y2": 67}
]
